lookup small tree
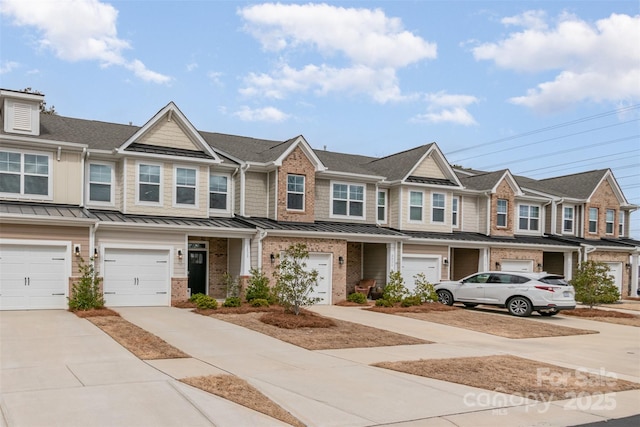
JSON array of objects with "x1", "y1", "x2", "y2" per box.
[
  {"x1": 412, "y1": 273, "x2": 438, "y2": 303},
  {"x1": 68, "y1": 257, "x2": 104, "y2": 311},
  {"x1": 223, "y1": 272, "x2": 240, "y2": 298},
  {"x1": 245, "y1": 268, "x2": 272, "y2": 302},
  {"x1": 571, "y1": 260, "x2": 620, "y2": 308},
  {"x1": 382, "y1": 271, "x2": 409, "y2": 304},
  {"x1": 273, "y1": 243, "x2": 321, "y2": 315}
]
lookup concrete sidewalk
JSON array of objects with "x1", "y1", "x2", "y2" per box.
[{"x1": 2, "y1": 306, "x2": 639, "y2": 426}]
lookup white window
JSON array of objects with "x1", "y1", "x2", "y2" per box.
[
  {"x1": 619, "y1": 212, "x2": 625, "y2": 237},
  {"x1": 88, "y1": 162, "x2": 114, "y2": 204},
  {"x1": 589, "y1": 208, "x2": 598, "y2": 233},
  {"x1": 563, "y1": 206, "x2": 574, "y2": 234},
  {"x1": 409, "y1": 191, "x2": 423, "y2": 222},
  {"x1": 497, "y1": 199, "x2": 508, "y2": 227},
  {"x1": 332, "y1": 182, "x2": 364, "y2": 218},
  {"x1": 377, "y1": 190, "x2": 387, "y2": 223},
  {"x1": 137, "y1": 163, "x2": 162, "y2": 204},
  {"x1": 518, "y1": 204, "x2": 540, "y2": 231},
  {"x1": 209, "y1": 174, "x2": 229, "y2": 211},
  {"x1": 287, "y1": 174, "x2": 305, "y2": 211},
  {"x1": 432, "y1": 193, "x2": 445, "y2": 223},
  {"x1": 0, "y1": 150, "x2": 51, "y2": 198},
  {"x1": 606, "y1": 209, "x2": 615, "y2": 235},
  {"x1": 452, "y1": 196, "x2": 460, "y2": 228},
  {"x1": 175, "y1": 166, "x2": 197, "y2": 206}
]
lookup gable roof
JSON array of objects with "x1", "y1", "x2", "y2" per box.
[{"x1": 366, "y1": 144, "x2": 434, "y2": 181}]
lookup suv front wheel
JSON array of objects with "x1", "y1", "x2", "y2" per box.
[
  {"x1": 507, "y1": 296, "x2": 532, "y2": 317},
  {"x1": 437, "y1": 289, "x2": 454, "y2": 306}
]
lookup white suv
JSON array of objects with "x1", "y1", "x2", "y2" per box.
[{"x1": 434, "y1": 271, "x2": 576, "y2": 317}]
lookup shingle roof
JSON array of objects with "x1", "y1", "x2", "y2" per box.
[
  {"x1": 457, "y1": 170, "x2": 508, "y2": 191},
  {"x1": 39, "y1": 114, "x2": 139, "y2": 149},
  {"x1": 366, "y1": 144, "x2": 434, "y2": 181},
  {"x1": 535, "y1": 169, "x2": 609, "y2": 199},
  {"x1": 199, "y1": 131, "x2": 295, "y2": 163},
  {"x1": 314, "y1": 150, "x2": 379, "y2": 176}
]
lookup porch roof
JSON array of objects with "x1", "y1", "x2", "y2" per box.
[
  {"x1": 90, "y1": 209, "x2": 255, "y2": 231},
  {"x1": 238, "y1": 217, "x2": 407, "y2": 237},
  {"x1": 402, "y1": 230, "x2": 578, "y2": 247},
  {"x1": 546, "y1": 234, "x2": 640, "y2": 249},
  {"x1": 0, "y1": 201, "x2": 93, "y2": 219}
]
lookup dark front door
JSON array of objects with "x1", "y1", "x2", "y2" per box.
[{"x1": 188, "y1": 250, "x2": 207, "y2": 296}]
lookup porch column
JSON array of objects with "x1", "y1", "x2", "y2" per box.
[
  {"x1": 387, "y1": 242, "x2": 399, "y2": 274},
  {"x1": 564, "y1": 251, "x2": 574, "y2": 281},
  {"x1": 631, "y1": 251, "x2": 639, "y2": 297},
  {"x1": 240, "y1": 237, "x2": 251, "y2": 275}
]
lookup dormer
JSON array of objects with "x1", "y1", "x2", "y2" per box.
[{"x1": 0, "y1": 89, "x2": 43, "y2": 136}]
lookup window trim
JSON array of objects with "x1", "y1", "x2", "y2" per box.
[
  {"x1": 517, "y1": 203, "x2": 541, "y2": 232},
  {"x1": 0, "y1": 149, "x2": 52, "y2": 200},
  {"x1": 86, "y1": 161, "x2": 115, "y2": 207},
  {"x1": 452, "y1": 196, "x2": 460, "y2": 228},
  {"x1": 209, "y1": 172, "x2": 231, "y2": 214},
  {"x1": 173, "y1": 165, "x2": 198, "y2": 208},
  {"x1": 619, "y1": 212, "x2": 625, "y2": 237},
  {"x1": 588, "y1": 207, "x2": 598, "y2": 234},
  {"x1": 330, "y1": 181, "x2": 366, "y2": 219},
  {"x1": 408, "y1": 190, "x2": 424, "y2": 223},
  {"x1": 377, "y1": 189, "x2": 388, "y2": 224},
  {"x1": 286, "y1": 174, "x2": 305, "y2": 212},
  {"x1": 562, "y1": 205, "x2": 575, "y2": 235},
  {"x1": 135, "y1": 161, "x2": 163, "y2": 206},
  {"x1": 496, "y1": 199, "x2": 508, "y2": 228},
  {"x1": 431, "y1": 192, "x2": 446, "y2": 224},
  {"x1": 605, "y1": 209, "x2": 615, "y2": 235}
]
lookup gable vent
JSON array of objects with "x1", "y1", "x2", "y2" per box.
[{"x1": 13, "y1": 102, "x2": 32, "y2": 131}]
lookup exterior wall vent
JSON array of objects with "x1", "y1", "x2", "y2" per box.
[{"x1": 13, "y1": 102, "x2": 32, "y2": 131}]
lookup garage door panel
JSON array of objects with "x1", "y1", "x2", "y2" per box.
[
  {"x1": 402, "y1": 256, "x2": 439, "y2": 293},
  {"x1": 500, "y1": 260, "x2": 533, "y2": 272},
  {"x1": 0, "y1": 244, "x2": 68, "y2": 310},
  {"x1": 305, "y1": 254, "x2": 331, "y2": 305},
  {"x1": 103, "y1": 249, "x2": 170, "y2": 307}
]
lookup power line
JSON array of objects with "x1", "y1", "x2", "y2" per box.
[
  {"x1": 517, "y1": 149, "x2": 640, "y2": 175},
  {"x1": 444, "y1": 104, "x2": 640, "y2": 157}
]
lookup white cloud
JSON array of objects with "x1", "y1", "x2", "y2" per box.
[
  {"x1": 233, "y1": 106, "x2": 290, "y2": 122},
  {"x1": 0, "y1": 61, "x2": 19, "y2": 74},
  {"x1": 186, "y1": 62, "x2": 198, "y2": 72},
  {"x1": 411, "y1": 91, "x2": 479, "y2": 126},
  {"x1": 473, "y1": 11, "x2": 640, "y2": 112},
  {"x1": 0, "y1": 0, "x2": 171, "y2": 83},
  {"x1": 238, "y1": 3, "x2": 435, "y2": 103},
  {"x1": 207, "y1": 71, "x2": 223, "y2": 86}
]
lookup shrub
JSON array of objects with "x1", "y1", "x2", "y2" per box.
[
  {"x1": 401, "y1": 295, "x2": 423, "y2": 307},
  {"x1": 245, "y1": 268, "x2": 271, "y2": 301},
  {"x1": 250, "y1": 298, "x2": 270, "y2": 307},
  {"x1": 571, "y1": 261, "x2": 620, "y2": 308},
  {"x1": 223, "y1": 272, "x2": 240, "y2": 298},
  {"x1": 189, "y1": 293, "x2": 218, "y2": 310},
  {"x1": 273, "y1": 243, "x2": 321, "y2": 315},
  {"x1": 347, "y1": 292, "x2": 367, "y2": 304},
  {"x1": 383, "y1": 271, "x2": 408, "y2": 304},
  {"x1": 222, "y1": 296, "x2": 241, "y2": 307},
  {"x1": 68, "y1": 257, "x2": 105, "y2": 311},
  {"x1": 375, "y1": 298, "x2": 393, "y2": 307},
  {"x1": 412, "y1": 273, "x2": 438, "y2": 303}
]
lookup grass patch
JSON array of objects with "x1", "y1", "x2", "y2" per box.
[
  {"x1": 181, "y1": 375, "x2": 304, "y2": 427},
  {"x1": 374, "y1": 355, "x2": 640, "y2": 400},
  {"x1": 562, "y1": 308, "x2": 640, "y2": 327},
  {"x1": 87, "y1": 315, "x2": 190, "y2": 360},
  {"x1": 208, "y1": 310, "x2": 429, "y2": 350}
]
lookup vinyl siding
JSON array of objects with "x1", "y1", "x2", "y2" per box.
[
  {"x1": 411, "y1": 154, "x2": 446, "y2": 178},
  {"x1": 400, "y1": 187, "x2": 452, "y2": 232},
  {"x1": 138, "y1": 117, "x2": 201, "y2": 151},
  {"x1": 52, "y1": 151, "x2": 82, "y2": 205},
  {"x1": 244, "y1": 171, "x2": 268, "y2": 217}
]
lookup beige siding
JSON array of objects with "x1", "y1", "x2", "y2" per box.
[
  {"x1": 400, "y1": 187, "x2": 452, "y2": 232},
  {"x1": 0, "y1": 223, "x2": 90, "y2": 276},
  {"x1": 388, "y1": 187, "x2": 400, "y2": 229},
  {"x1": 114, "y1": 160, "x2": 124, "y2": 211},
  {"x1": 363, "y1": 243, "x2": 387, "y2": 286},
  {"x1": 124, "y1": 161, "x2": 209, "y2": 217},
  {"x1": 314, "y1": 178, "x2": 331, "y2": 220},
  {"x1": 462, "y1": 195, "x2": 481, "y2": 232},
  {"x1": 95, "y1": 229, "x2": 186, "y2": 277},
  {"x1": 53, "y1": 151, "x2": 82, "y2": 205},
  {"x1": 315, "y1": 180, "x2": 376, "y2": 224},
  {"x1": 234, "y1": 174, "x2": 241, "y2": 216},
  {"x1": 138, "y1": 117, "x2": 201, "y2": 151},
  {"x1": 411, "y1": 155, "x2": 446, "y2": 178},
  {"x1": 244, "y1": 171, "x2": 268, "y2": 217},
  {"x1": 268, "y1": 171, "x2": 276, "y2": 219}
]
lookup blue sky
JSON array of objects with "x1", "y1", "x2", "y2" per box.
[{"x1": 1, "y1": 0, "x2": 639, "y2": 237}]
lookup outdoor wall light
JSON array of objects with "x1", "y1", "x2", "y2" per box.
[
  {"x1": 537, "y1": 263, "x2": 543, "y2": 270},
  {"x1": 177, "y1": 249, "x2": 183, "y2": 260},
  {"x1": 270, "y1": 253, "x2": 275, "y2": 264},
  {"x1": 495, "y1": 261, "x2": 500, "y2": 269},
  {"x1": 338, "y1": 256, "x2": 344, "y2": 265},
  {"x1": 74, "y1": 244, "x2": 81, "y2": 257},
  {"x1": 93, "y1": 248, "x2": 99, "y2": 259},
  {"x1": 626, "y1": 263, "x2": 632, "y2": 270},
  {"x1": 443, "y1": 258, "x2": 449, "y2": 265}
]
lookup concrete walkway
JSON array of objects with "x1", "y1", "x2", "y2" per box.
[{"x1": 2, "y1": 306, "x2": 639, "y2": 426}]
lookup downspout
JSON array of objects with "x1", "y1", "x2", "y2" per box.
[
  {"x1": 80, "y1": 148, "x2": 87, "y2": 207},
  {"x1": 231, "y1": 166, "x2": 239, "y2": 216},
  {"x1": 580, "y1": 243, "x2": 596, "y2": 264}
]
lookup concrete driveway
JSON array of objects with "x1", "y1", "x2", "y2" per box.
[{"x1": 1, "y1": 306, "x2": 639, "y2": 426}]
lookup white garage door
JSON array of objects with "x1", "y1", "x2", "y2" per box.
[
  {"x1": 500, "y1": 260, "x2": 534, "y2": 272},
  {"x1": 305, "y1": 253, "x2": 331, "y2": 305},
  {"x1": 0, "y1": 244, "x2": 68, "y2": 310},
  {"x1": 103, "y1": 248, "x2": 170, "y2": 307},
  {"x1": 605, "y1": 262, "x2": 623, "y2": 298},
  {"x1": 402, "y1": 256, "x2": 440, "y2": 293}
]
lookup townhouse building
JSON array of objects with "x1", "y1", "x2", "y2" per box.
[{"x1": 1, "y1": 88, "x2": 638, "y2": 310}]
